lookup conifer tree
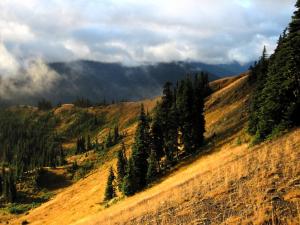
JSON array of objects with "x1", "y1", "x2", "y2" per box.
[
  {"x1": 2, "y1": 170, "x2": 17, "y2": 203},
  {"x1": 122, "y1": 158, "x2": 136, "y2": 196},
  {"x1": 165, "y1": 102, "x2": 179, "y2": 161},
  {"x1": 177, "y1": 78, "x2": 194, "y2": 153},
  {"x1": 150, "y1": 113, "x2": 164, "y2": 170},
  {"x1": 86, "y1": 135, "x2": 93, "y2": 150},
  {"x1": 105, "y1": 131, "x2": 113, "y2": 148},
  {"x1": 116, "y1": 142, "x2": 127, "y2": 191},
  {"x1": 0, "y1": 174, "x2": 2, "y2": 196},
  {"x1": 289, "y1": 0, "x2": 300, "y2": 33},
  {"x1": 248, "y1": 1, "x2": 300, "y2": 140},
  {"x1": 146, "y1": 150, "x2": 158, "y2": 184},
  {"x1": 131, "y1": 104, "x2": 150, "y2": 190},
  {"x1": 104, "y1": 167, "x2": 116, "y2": 201},
  {"x1": 113, "y1": 125, "x2": 120, "y2": 143},
  {"x1": 248, "y1": 47, "x2": 270, "y2": 136},
  {"x1": 192, "y1": 74, "x2": 206, "y2": 148},
  {"x1": 76, "y1": 136, "x2": 86, "y2": 154},
  {"x1": 158, "y1": 82, "x2": 178, "y2": 163}
]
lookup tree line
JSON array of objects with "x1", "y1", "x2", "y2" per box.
[
  {"x1": 248, "y1": 0, "x2": 300, "y2": 142},
  {"x1": 104, "y1": 72, "x2": 211, "y2": 200}
]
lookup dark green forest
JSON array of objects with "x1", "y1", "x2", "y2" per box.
[
  {"x1": 248, "y1": 0, "x2": 300, "y2": 142},
  {"x1": 0, "y1": 111, "x2": 64, "y2": 202}
]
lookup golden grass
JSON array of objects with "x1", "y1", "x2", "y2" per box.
[
  {"x1": 73, "y1": 129, "x2": 300, "y2": 225},
  {"x1": 10, "y1": 75, "x2": 300, "y2": 225}
]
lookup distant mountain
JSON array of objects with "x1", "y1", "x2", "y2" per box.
[
  {"x1": 188, "y1": 61, "x2": 252, "y2": 77},
  {"x1": 1, "y1": 60, "x2": 250, "y2": 106}
]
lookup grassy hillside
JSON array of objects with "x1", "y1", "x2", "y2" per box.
[
  {"x1": 0, "y1": 97, "x2": 158, "y2": 224},
  {"x1": 7, "y1": 74, "x2": 300, "y2": 225}
]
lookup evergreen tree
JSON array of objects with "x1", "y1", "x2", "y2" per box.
[
  {"x1": 177, "y1": 78, "x2": 194, "y2": 153},
  {"x1": 37, "y1": 99, "x2": 52, "y2": 111},
  {"x1": 146, "y1": 150, "x2": 158, "y2": 184},
  {"x1": 2, "y1": 169, "x2": 17, "y2": 203},
  {"x1": 0, "y1": 174, "x2": 2, "y2": 195},
  {"x1": 104, "y1": 167, "x2": 116, "y2": 201},
  {"x1": 157, "y1": 82, "x2": 178, "y2": 163},
  {"x1": 122, "y1": 158, "x2": 136, "y2": 196},
  {"x1": 288, "y1": 0, "x2": 300, "y2": 125},
  {"x1": 150, "y1": 113, "x2": 164, "y2": 170},
  {"x1": 76, "y1": 136, "x2": 86, "y2": 154},
  {"x1": 131, "y1": 104, "x2": 150, "y2": 190},
  {"x1": 86, "y1": 135, "x2": 93, "y2": 150},
  {"x1": 113, "y1": 125, "x2": 120, "y2": 143},
  {"x1": 105, "y1": 131, "x2": 113, "y2": 148},
  {"x1": 165, "y1": 102, "x2": 179, "y2": 161},
  {"x1": 192, "y1": 74, "x2": 206, "y2": 148},
  {"x1": 248, "y1": 47, "x2": 270, "y2": 136},
  {"x1": 116, "y1": 142, "x2": 127, "y2": 191},
  {"x1": 289, "y1": 0, "x2": 300, "y2": 33},
  {"x1": 248, "y1": 1, "x2": 300, "y2": 140}
]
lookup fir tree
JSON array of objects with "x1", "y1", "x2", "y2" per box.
[
  {"x1": 2, "y1": 169, "x2": 17, "y2": 203},
  {"x1": 105, "y1": 131, "x2": 113, "y2": 148},
  {"x1": 122, "y1": 158, "x2": 136, "y2": 196},
  {"x1": 158, "y1": 82, "x2": 178, "y2": 163},
  {"x1": 116, "y1": 142, "x2": 127, "y2": 191},
  {"x1": 146, "y1": 150, "x2": 158, "y2": 184},
  {"x1": 86, "y1": 135, "x2": 93, "y2": 150},
  {"x1": 104, "y1": 167, "x2": 116, "y2": 201},
  {"x1": 248, "y1": 47, "x2": 270, "y2": 136},
  {"x1": 248, "y1": 1, "x2": 300, "y2": 140},
  {"x1": 113, "y1": 125, "x2": 120, "y2": 143},
  {"x1": 150, "y1": 113, "x2": 164, "y2": 170},
  {"x1": 76, "y1": 136, "x2": 86, "y2": 154},
  {"x1": 0, "y1": 174, "x2": 2, "y2": 195},
  {"x1": 131, "y1": 104, "x2": 150, "y2": 190},
  {"x1": 165, "y1": 102, "x2": 179, "y2": 162},
  {"x1": 177, "y1": 78, "x2": 194, "y2": 153},
  {"x1": 289, "y1": 0, "x2": 300, "y2": 33},
  {"x1": 192, "y1": 74, "x2": 206, "y2": 148}
]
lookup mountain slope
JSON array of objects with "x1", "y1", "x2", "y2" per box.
[{"x1": 11, "y1": 74, "x2": 300, "y2": 225}]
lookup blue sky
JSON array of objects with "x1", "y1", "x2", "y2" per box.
[{"x1": 0, "y1": 0, "x2": 296, "y2": 67}]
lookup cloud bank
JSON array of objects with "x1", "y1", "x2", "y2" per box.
[
  {"x1": 0, "y1": 0, "x2": 296, "y2": 67},
  {"x1": 0, "y1": 43, "x2": 60, "y2": 101}
]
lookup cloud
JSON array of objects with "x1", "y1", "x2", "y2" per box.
[
  {"x1": 0, "y1": 43, "x2": 60, "y2": 100},
  {"x1": 0, "y1": 43, "x2": 20, "y2": 76},
  {"x1": 0, "y1": 0, "x2": 296, "y2": 65}
]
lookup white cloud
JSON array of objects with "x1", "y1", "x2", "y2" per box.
[
  {"x1": 0, "y1": 43, "x2": 20, "y2": 76},
  {"x1": 0, "y1": 21, "x2": 35, "y2": 43},
  {"x1": 0, "y1": 0, "x2": 296, "y2": 65},
  {"x1": 0, "y1": 43, "x2": 60, "y2": 100},
  {"x1": 63, "y1": 39, "x2": 91, "y2": 58}
]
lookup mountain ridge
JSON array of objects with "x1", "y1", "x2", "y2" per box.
[{"x1": 0, "y1": 60, "x2": 251, "y2": 107}]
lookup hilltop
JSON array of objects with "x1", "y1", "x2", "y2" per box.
[{"x1": 7, "y1": 73, "x2": 300, "y2": 225}]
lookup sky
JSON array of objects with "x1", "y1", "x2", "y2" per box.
[{"x1": 0, "y1": 0, "x2": 296, "y2": 67}]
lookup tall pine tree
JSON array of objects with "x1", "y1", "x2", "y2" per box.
[
  {"x1": 122, "y1": 158, "x2": 136, "y2": 196},
  {"x1": 131, "y1": 104, "x2": 150, "y2": 190},
  {"x1": 116, "y1": 142, "x2": 127, "y2": 191},
  {"x1": 146, "y1": 150, "x2": 158, "y2": 184},
  {"x1": 150, "y1": 113, "x2": 164, "y2": 170},
  {"x1": 104, "y1": 167, "x2": 116, "y2": 201}
]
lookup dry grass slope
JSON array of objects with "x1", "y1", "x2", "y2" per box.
[{"x1": 11, "y1": 74, "x2": 300, "y2": 225}]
